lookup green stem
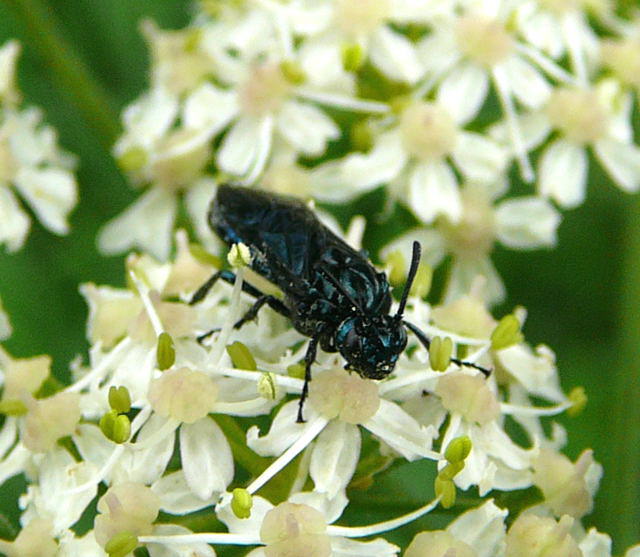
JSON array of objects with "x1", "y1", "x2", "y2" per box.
[
  {"x1": 6, "y1": 0, "x2": 120, "y2": 146},
  {"x1": 604, "y1": 195, "x2": 640, "y2": 552}
]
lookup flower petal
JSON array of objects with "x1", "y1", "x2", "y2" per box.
[
  {"x1": 538, "y1": 139, "x2": 587, "y2": 208},
  {"x1": 290, "y1": 490, "x2": 349, "y2": 525},
  {"x1": 437, "y1": 61, "x2": 489, "y2": 125},
  {"x1": 495, "y1": 196, "x2": 560, "y2": 249},
  {"x1": 490, "y1": 111, "x2": 552, "y2": 152},
  {"x1": 152, "y1": 470, "x2": 217, "y2": 515},
  {"x1": 0, "y1": 40, "x2": 20, "y2": 103},
  {"x1": 0, "y1": 185, "x2": 30, "y2": 251},
  {"x1": 13, "y1": 167, "x2": 77, "y2": 235},
  {"x1": 363, "y1": 399, "x2": 438, "y2": 460},
  {"x1": 453, "y1": 132, "x2": 508, "y2": 182},
  {"x1": 379, "y1": 227, "x2": 446, "y2": 269},
  {"x1": 217, "y1": 116, "x2": 261, "y2": 176},
  {"x1": 184, "y1": 177, "x2": 225, "y2": 250},
  {"x1": 369, "y1": 26, "x2": 423, "y2": 84},
  {"x1": 594, "y1": 138, "x2": 640, "y2": 193},
  {"x1": 309, "y1": 132, "x2": 407, "y2": 203},
  {"x1": 310, "y1": 421, "x2": 360, "y2": 499},
  {"x1": 246, "y1": 399, "x2": 315, "y2": 456},
  {"x1": 116, "y1": 413, "x2": 175, "y2": 485},
  {"x1": 417, "y1": 32, "x2": 459, "y2": 76},
  {"x1": 116, "y1": 86, "x2": 179, "y2": 152},
  {"x1": 32, "y1": 448, "x2": 98, "y2": 533},
  {"x1": 276, "y1": 101, "x2": 339, "y2": 156},
  {"x1": 444, "y1": 257, "x2": 505, "y2": 306},
  {"x1": 498, "y1": 344, "x2": 565, "y2": 403},
  {"x1": 147, "y1": 524, "x2": 217, "y2": 557},
  {"x1": 299, "y1": 34, "x2": 354, "y2": 92},
  {"x1": 183, "y1": 82, "x2": 238, "y2": 134},
  {"x1": 448, "y1": 500, "x2": 507, "y2": 557},
  {"x1": 502, "y1": 56, "x2": 551, "y2": 110},
  {"x1": 331, "y1": 536, "x2": 399, "y2": 557},
  {"x1": 180, "y1": 417, "x2": 234, "y2": 500},
  {"x1": 517, "y1": 9, "x2": 564, "y2": 59},
  {"x1": 408, "y1": 160, "x2": 461, "y2": 224},
  {"x1": 97, "y1": 188, "x2": 177, "y2": 260}
]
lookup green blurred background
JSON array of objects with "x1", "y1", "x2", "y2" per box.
[{"x1": 0, "y1": 1, "x2": 638, "y2": 554}]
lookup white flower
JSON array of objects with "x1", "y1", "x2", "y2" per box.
[
  {"x1": 283, "y1": 0, "x2": 441, "y2": 86},
  {"x1": 313, "y1": 101, "x2": 507, "y2": 215},
  {"x1": 380, "y1": 182, "x2": 561, "y2": 305},
  {"x1": 0, "y1": 106, "x2": 78, "y2": 251},
  {"x1": 19, "y1": 448, "x2": 98, "y2": 534},
  {"x1": 416, "y1": 3, "x2": 567, "y2": 182},
  {"x1": 514, "y1": 0, "x2": 603, "y2": 85},
  {"x1": 243, "y1": 366, "x2": 440, "y2": 500},
  {"x1": 505, "y1": 80, "x2": 640, "y2": 208}
]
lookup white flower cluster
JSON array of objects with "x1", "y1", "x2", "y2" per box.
[
  {"x1": 0, "y1": 228, "x2": 636, "y2": 556},
  {"x1": 1, "y1": 0, "x2": 640, "y2": 555},
  {"x1": 100, "y1": 0, "x2": 640, "y2": 306},
  {"x1": 0, "y1": 41, "x2": 78, "y2": 252}
]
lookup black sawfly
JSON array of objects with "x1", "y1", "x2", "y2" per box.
[{"x1": 191, "y1": 184, "x2": 489, "y2": 422}]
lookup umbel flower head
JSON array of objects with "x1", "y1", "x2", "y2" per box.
[
  {"x1": 1, "y1": 0, "x2": 640, "y2": 555},
  {"x1": 1, "y1": 223, "x2": 630, "y2": 555}
]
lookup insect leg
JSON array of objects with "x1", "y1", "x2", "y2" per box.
[
  {"x1": 190, "y1": 270, "x2": 233, "y2": 305},
  {"x1": 191, "y1": 270, "x2": 290, "y2": 341},
  {"x1": 403, "y1": 320, "x2": 491, "y2": 377},
  {"x1": 297, "y1": 335, "x2": 319, "y2": 423},
  {"x1": 233, "y1": 295, "x2": 290, "y2": 329}
]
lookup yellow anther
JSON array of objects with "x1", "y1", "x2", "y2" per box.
[
  {"x1": 429, "y1": 336, "x2": 453, "y2": 372},
  {"x1": 227, "y1": 341, "x2": 257, "y2": 371},
  {"x1": 491, "y1": 314, "x2": 523, "y2": 350},
  {"x1": 231, "y1": 488, "x2": 253, "y2": 519}
]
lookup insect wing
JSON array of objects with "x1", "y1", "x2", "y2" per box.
[{"x1": 211, "y1": 185, "x2": 326, "y2": 292}]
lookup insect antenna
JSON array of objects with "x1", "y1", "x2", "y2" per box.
[{"x1": 395, "y1": 241, "x2": 421, "y2": 319}]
